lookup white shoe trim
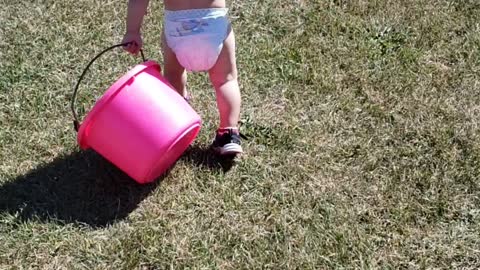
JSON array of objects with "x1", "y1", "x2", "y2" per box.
[{"x1": 214, "y1": 143, "x2": 243, "y2": 155}]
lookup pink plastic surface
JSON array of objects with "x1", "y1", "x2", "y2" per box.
[{"x1": 77, "y1": 60, "x2": 201, "y2": 183}]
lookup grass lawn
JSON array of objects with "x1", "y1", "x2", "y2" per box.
[{"x1": 1, "y1": 0, "x2": 479, "y2": 269}]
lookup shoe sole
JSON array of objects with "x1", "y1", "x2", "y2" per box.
[{"x1": 213, "y1": 143, "x2": 243, "y2": 155}]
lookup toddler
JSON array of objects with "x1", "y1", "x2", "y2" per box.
[{"x1": 122, "y1": 0, "x2": 243, "y2": 155}]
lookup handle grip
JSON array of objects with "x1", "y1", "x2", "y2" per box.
[{"x1": 71, "y1": 42, "x2": 146, "y2": 131}]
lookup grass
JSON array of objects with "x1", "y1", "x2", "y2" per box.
[{"x1": 1, "y1": 0, "x2": 479, "y2": 268}]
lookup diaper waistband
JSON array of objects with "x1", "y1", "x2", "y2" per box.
[{"x1": 164, "y1": 8, "x2": 228, "y2": 21}]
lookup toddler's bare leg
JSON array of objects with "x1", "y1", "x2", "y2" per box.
[
  {"x1": 208, "y1": 29, "x2": 241, "y2": 128},
  {"x1": 161, "y1": 31, "x2": 188, "y2": 98}
]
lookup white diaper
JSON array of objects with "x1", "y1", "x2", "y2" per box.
[{"x1": 164, "y1": 8, "x2": 230, "y2": 72}]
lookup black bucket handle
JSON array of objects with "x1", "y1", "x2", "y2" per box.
[{"x1": 70, "y1": 42, "x2": 146, "y2": 132}]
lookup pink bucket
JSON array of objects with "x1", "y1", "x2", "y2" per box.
[{"x1": 71, "y1": 43, "x2": 201, "y2": 184}]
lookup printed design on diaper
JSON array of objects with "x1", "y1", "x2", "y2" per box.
[{"x1": 169, "y1": 19, "x2": 209, "y2": 37}]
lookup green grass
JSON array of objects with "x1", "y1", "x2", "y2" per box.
[{"x1": 1, "y1": 0, "x2": 480, "y2": 268}]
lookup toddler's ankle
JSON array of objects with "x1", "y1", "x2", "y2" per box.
[{"x1": 217, "y1": 127, "x2": 239, "y2": 135}]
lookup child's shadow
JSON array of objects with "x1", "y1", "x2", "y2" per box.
[{"x1": 0, "y1": 150, "x2": 162, "y2": 228}]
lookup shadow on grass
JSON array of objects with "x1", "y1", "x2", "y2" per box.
[
  {"x1": 181, "y1": 144, "x2": 237, "y2": 173},
  {"x1": 0, "y1": 145, "x2": 236, "y2": 228},
  {"x1": 0, "y1": 150, "x2": 163, "y2": 228}
]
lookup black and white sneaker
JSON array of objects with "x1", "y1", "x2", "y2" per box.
[{"x1": 212, "y1": 128, "x2": 243, "y2": 155}]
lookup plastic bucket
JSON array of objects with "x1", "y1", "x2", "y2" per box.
[{"x1": 71, "y1": 43, "x2": 201, "y2": 183}]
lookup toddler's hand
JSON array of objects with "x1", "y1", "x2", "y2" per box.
[{"x1": 122, "y1": 32, "x2": 143, "y2": 55}]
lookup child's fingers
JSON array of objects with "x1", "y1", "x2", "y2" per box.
[
  {"x1": 122, "y1": 38, "x2": 141, "y2": 55},
  {"x1": 131, "y1": 43, "x2": 139, "y2": 55},
  {"x1": 122, "y1": 42, "x2": 131, "y2": 52},
  {"x1": 124, "y1": 42, "x2": 137, "y2": 54}
]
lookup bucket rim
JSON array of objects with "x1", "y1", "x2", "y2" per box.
[{"x1": 77, "y1": 60, "x2": 161, "y2": 149}]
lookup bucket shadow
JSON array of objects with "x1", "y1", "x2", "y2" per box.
[
  {"x1": 181, "y1": 144, "x2": 237, "y2": 173},
  {"x1": 0, "y1": 150, "x2": 162, "y2": 228}
]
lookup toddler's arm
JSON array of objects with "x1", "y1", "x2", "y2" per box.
[
  {"x1": 123, "y1": 0, "x2": 149, "y2": 54},
  {"x1": 126, "y1": 0, "x2": 149, "y2": 33}
]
